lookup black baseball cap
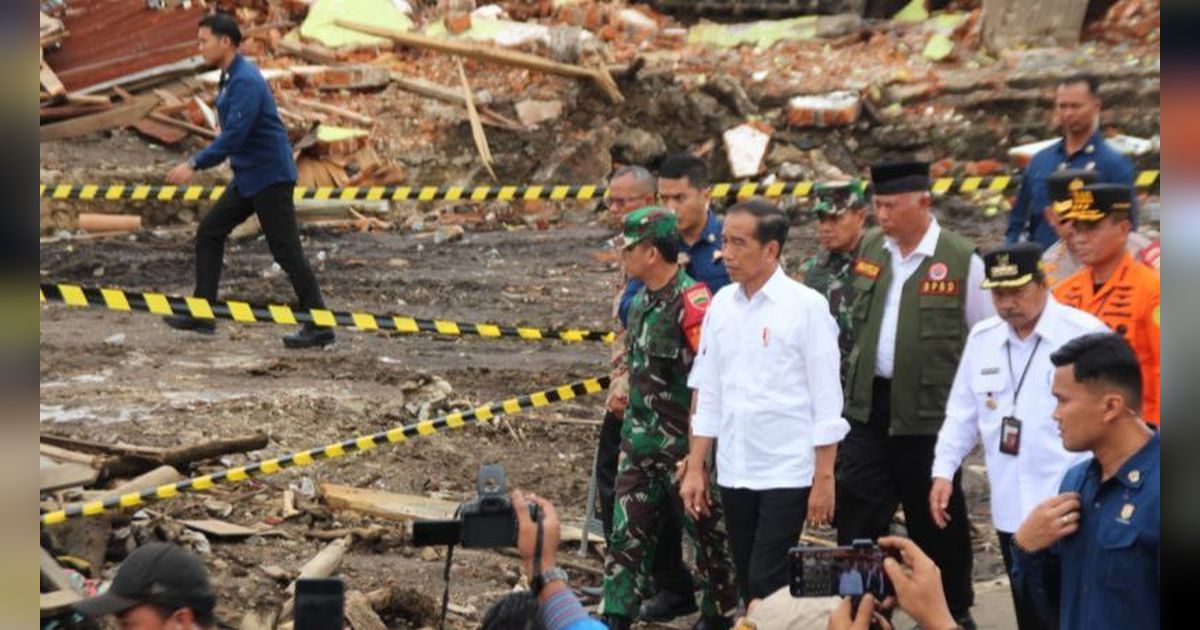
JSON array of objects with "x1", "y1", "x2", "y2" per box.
[
  {"x1": 74, "y1": 543, "x2": 216, "y2": 617},
  {"x1": 870, "y1": 161, "x2": 930, "y2": 195},
  {"x1": 981, "y1": 242, "x2": 1044, "y2": 289}
]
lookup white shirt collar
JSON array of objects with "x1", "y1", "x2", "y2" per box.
[
  {"x1": 998, "y1": 294, "x2": 1071, "y2": 348},
  {"x1": 735, "y1": 263, "x2": 787, "y2": 303},
  {"x1": 883, "y1": 217, "x2": 941, "y2": 261}
]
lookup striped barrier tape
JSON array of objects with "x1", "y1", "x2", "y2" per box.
[
  {"x1": 39, "y1": 283, "x2": 616, "y2": 344},
  {"x1": 36, "y1": 171, "x2": 1163, "y2": 202},
  {"x1": 40, "y1": 376, "x2": 610, "y2": 525}
]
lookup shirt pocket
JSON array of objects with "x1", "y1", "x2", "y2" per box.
[{"x1": 1100, "y1": 525, "x2": 1139, "y2": 591}]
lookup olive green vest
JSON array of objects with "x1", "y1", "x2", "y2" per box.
[{"x1": 844, "y1": 226, "x2": 975, "y2": 435}]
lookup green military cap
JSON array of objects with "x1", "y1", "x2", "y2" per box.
[
  {"x1": 813, "y1": 180, "x2": 869, "y2": 216},
  {"x1": 981, "y1": 242, "x2": 1044, "y2": 289},
  {"x1": 622, "y1": 206, "x2": 678, "y2": 249},
  {"x1": 1046, "y1": 169, "x2": 1099, "y2": 216},
  {"x1": 1064, "y1": 183, "x2": 1134, "y2": 223}
]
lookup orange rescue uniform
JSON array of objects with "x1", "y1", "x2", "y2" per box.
[{"x1": 1054, "y1": 253, "x2": 1160, "y2": 424}]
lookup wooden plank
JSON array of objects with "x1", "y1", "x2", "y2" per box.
[
  {"x1": 39, "y1": 443, "x2": 101, "y2": 467},
  {"x1": 455, "y1": 58, "x2": 495, "y2": 180},
  {"x1": 181, "y1": 519, "x2": 265, "y2": 539},
  {"x1": 41, "y1": 590, "x2": 82, "y2": 617},
  {"x1": 276, "y1": 38, "x2": 339, "y2": 65},
  {"x1": 319, "y1": 484, "x2": 602, "y2": 543},
  {"x1": 344, "y1": 590, "x2": 388, "y2": 630},
  {"x1": 130, "y1": 117, "x2": 190, "y2": 145},
  {"x1": 287, "y1": 97, "x2": 374, "y2": 126},
  {"x1": 39, "y1": 463, "x2": 98, "y2": 493},
  {"x1": 40, "y1": 94, "x2": 159, "y2": 142},
  {"x1": 335, "y1": 18, "x2": 623, "y2": 104},
  {"x1": 40, "y1": 59, "x2": 66, "y2": 99},
  {"x1": 147, "y1": 112, "x2": 218, "y2": 139}
]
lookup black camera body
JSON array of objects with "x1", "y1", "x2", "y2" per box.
[{"x1": 412, "y1": 464, "x2": 539, "y2": 549}]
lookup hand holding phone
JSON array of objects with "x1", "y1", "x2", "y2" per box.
[{"x1": 790, "y1": 540, "x2": 897, "y2": 600}]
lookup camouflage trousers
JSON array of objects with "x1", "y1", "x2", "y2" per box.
[{"x1": 601, "y1": 452, "x2": 737, "y2": 618}]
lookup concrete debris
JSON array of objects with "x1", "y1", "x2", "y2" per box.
[
  {"x1": 723, "y1": 122, "x2": 772, "y2": 179},
  {"x1": 514, "y1": 99, "x2": 563, "y2": 127},
  {"x1": 612, "y1": 127, "x2": 667, "y2": 165}
]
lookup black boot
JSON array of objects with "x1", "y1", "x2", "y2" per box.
[
  {"x1": 283, "y1": 323, "x2": 335, "y2": 349},
  {"x1": 163, "y1": 315, "x2": 216, "y2": 335},
  {"x1": 601, "y1": 614, "x2": 633, "y2": 630},
  {"x1": 639, "y1": 589, "x2": 697, "y2": 622},
  {"x1": 692, "y1": 616, "x2": 733, "y2": 630}
]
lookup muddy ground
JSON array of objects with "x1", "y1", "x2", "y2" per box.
[{"x1": 40, "y1": 187, "x2": 1017, "y2": 628}]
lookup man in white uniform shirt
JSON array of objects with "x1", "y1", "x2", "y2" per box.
[
  {"x1": 680, "y1": 198, "x2": 849, "y2": 606},
  {"x1": 930, "y1": 242, "x2": 1106, "y2": 630},
  {"x1": 835, "y1": 161, "x2": 995, "y2": 629}
]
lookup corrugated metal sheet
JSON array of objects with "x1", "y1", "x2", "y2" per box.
[{"x1": 44, "y1": 0, "x2": 206, "y2": 91}]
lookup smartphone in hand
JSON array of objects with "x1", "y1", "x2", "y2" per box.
[{"x1": 789, "y1": 539, "x2": 898, "y2": 600}]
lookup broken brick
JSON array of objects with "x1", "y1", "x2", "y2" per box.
[
  {"x1": 785, "y1": 91, "x2": 861, "y2": 128},
  {"x1": 445, "y1": 13, "x2": 472, "y2": 35}
]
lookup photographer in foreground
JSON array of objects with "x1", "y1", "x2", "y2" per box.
[
  {"x1": 824, "y1": 536, "x2": 963, "y2": 630},
  {"x1": 506, "y1": 489, "x2": 606, "y2": 630}
]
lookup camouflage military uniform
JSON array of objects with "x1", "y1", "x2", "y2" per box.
[
  {"x1": 602, "y1": 268, "x2": 737, "y2": 619},
  {"x1": 799, "y1": 244, "x2": 860, "y2": 367}
]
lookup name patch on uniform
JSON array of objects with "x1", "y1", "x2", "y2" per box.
[
  {"x1": 853, "y1": 258, "x2": 881, "y2": 280},
  {"x1": 919, "y1": 280, "x2": 959, "y2": 296},
  {"x1": 981, "y1": 367, "x2": 1001, "y2": 375}
]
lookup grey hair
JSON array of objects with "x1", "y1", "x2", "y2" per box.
[{"x1": 610, "y1": 165, "x2": 656, "y2": 195}]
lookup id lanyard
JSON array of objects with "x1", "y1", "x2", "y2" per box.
[{"x1": 1006, "y1": 337, "x2": 1043, "y2": 411}]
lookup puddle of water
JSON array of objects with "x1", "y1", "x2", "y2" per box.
[{"x1": 40, "y1": 404, "x2": 153, "y2": 425}]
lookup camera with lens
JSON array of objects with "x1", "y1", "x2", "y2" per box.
[{"x1": 412, "y1": 464, "x2": 539, "y2": 548}]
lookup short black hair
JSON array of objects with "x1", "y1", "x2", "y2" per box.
[
  {"x1": 481, "y1": 591, "x2": 545, "y2": 630},
  {"x1": 726, "y1": 198, "x2": 789, "y2": 252},
  {"x1": 1050, "y1": 332, "x2": 1143, "y2": 412},
  {"x1": 199, "y1": 13, "x2": 242, "y2": 46},
  {"x1": 647, "y1": 232, "x2": 681, "y2": 264},
  {"x1": 1058, "y1": 73, "x2": 1099, "y2": 98},
  {"x1": 658, "y1": 153, "x2": 710, "y2": 190}
]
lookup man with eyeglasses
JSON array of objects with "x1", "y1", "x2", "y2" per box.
[{"x1": 596, "y1": 166, "x2": 660, "y2": 556}]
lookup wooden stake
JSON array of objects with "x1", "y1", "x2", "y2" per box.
[
  {"x1": 455, "y1": 58, "x2": 495, "y2": 181},
  {"x1": 335, "y1": 18, "x2": 623, "y2": 104}
]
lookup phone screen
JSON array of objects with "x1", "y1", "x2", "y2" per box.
[
  {"x1": 788, "y1": 544, "x2": 894, "y2": 599},
  {"x1": 295, "y1": 577, "x2": 344, "y2": 630}
]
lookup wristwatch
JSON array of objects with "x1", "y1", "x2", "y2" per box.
[{"x1": 531, "y1": 566, "x2": 569, "y2": 594}]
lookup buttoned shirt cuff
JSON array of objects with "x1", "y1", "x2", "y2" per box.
[
  {"x1": 540, "y1": 586, "x2": 589, "y2": 630},
  {"x1": 813, "y1": 416, "x2": 850, "y2": 446},
  {"x1": 931, "y1": 457, "x2": 959, "y2": 481}
]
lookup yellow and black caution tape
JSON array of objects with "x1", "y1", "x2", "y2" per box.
[
  {"x1": 40, "y1": 376, "x2": 610, "y2": 526},
  {"x1": 35, "y1": 171, "x2": 1163, "y2": 202},
  {"x1": 39, "y1": 282, "x2": 615, "y2": 344}
]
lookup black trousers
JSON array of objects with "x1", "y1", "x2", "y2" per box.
[
  {"x1": 195, "y1": 183, "x2": 325, "y2": 309},
  {"x1": 596, "y1": 410, "x2": 694, "y2": 597},
  {"x1": 718, "y1": 485, "x2": 810, "y2": 602},
  {"x1": 835, "y1": 378, "x2": 975, "y2": 617},
  {"x1": 997, "y1": 531, "x2": 1052, "y2": 630}
]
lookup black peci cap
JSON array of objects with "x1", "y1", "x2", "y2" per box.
[{"x1": 870, "y1": 161, "x2": 930, "y2": 195}]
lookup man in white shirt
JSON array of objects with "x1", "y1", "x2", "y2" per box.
[
  {"x1": 835, "y1": 161, "x2": 996, "y2": 628},
  {"x1": 680, "y1": 198, "x2": 849, "y2": 605},
  {"x1": 930, "y1": 242, "x2": 1106, "y2": 630}
]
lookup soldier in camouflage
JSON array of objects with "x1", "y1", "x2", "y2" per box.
[
  {"x1": 797, "y1": 181, "x2": 869, "y2": 376},
  {"x1": 601, "y1": 207, "x2": 737, "y2": 630}
]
